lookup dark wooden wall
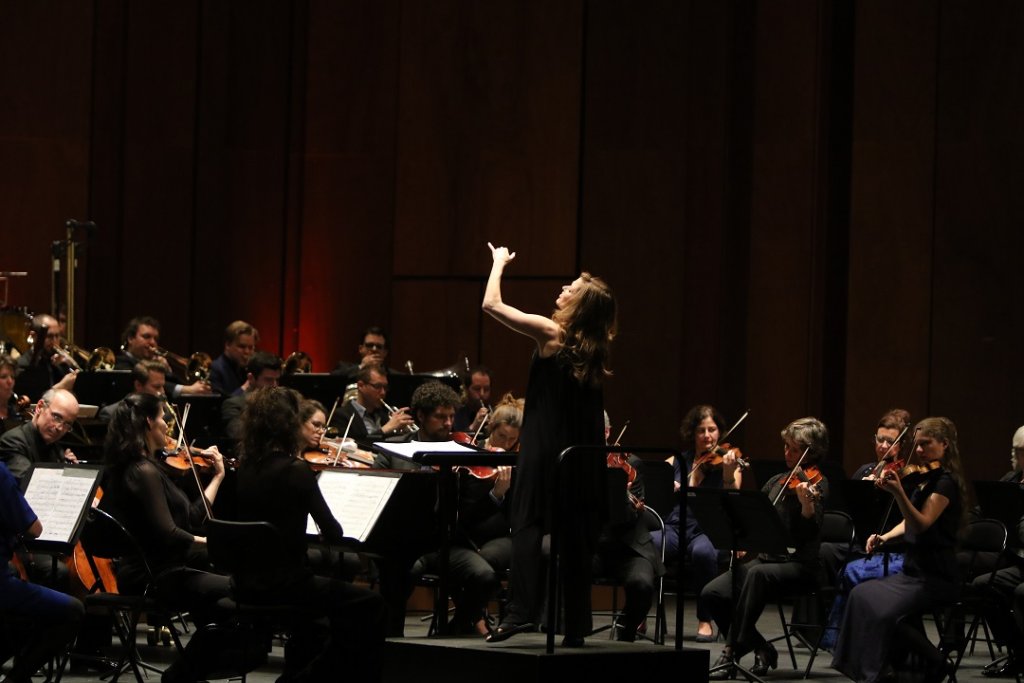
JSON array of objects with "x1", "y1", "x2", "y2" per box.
[{"x1": 1, "y1": 0, "x2": 1022, "y2": 480}]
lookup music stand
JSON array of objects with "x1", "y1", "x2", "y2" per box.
[
  {"x1": 841, "y1": 479, "x2": 906, "y2": 572},
  {"x1": 73, "y1": 370, "x2": 133, "y2": 408},
  {"x1": 690, "y1": 488, "x2": 792, "y2": 683},
  {"x1": 281, "y1": 373, "x2": 349, "y2": 408}
]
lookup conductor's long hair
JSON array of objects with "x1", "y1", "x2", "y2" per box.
[
  {"x1": 104, "y1": 393, "x2": 162, "y2": 469},
  {"x1": 552, "y1": 272, "x2": 617, "y2": 387},
  {"x1": 239, "y1": 386, "x2": 302, "y2": 465}
]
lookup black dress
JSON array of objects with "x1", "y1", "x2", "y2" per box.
[
  {"x1": 505, "y1": 352, "x2": 605, "y2": 636},
  {"x1": 831, "y1": 469, "x2": 961, "y2": 682}
]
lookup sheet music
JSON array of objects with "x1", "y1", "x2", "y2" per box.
[
  {"x1": 373, "y1": 440, "x2": 478, "y2": 460},
  {"x1": 23, "y1": 467, "x2": 98, "y2": 544},
  {"x1": 307, "y1": 471, "x2": 400, "y2": 543}
]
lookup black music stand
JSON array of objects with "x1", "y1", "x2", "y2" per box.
[
  {"x1": 73, "y1": 370, "x2": 133, "y2": 408},
  {"x1": 841, "y1": 479, "x2": 905, "y2": 573},
  {"x1": 281, "y1": 373, "x2": 349, "y2": 408},
  {"x1": 690, "y1": 488, "x2": 791, "y2": 683}
]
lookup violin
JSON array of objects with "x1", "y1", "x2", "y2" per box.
[
  {"x1": 303, "y1": 437, "x2": 375, "y2": 470},
  {"x1": 161, "y1": 439, "x2": 213, "y2": 473},
  {"x1": 785, "y1": 465, "x2": 823, "y2": 497},
  {"x1": 879, "y1": 459, "x2": 942, "y2": 489},
  {"x1": 693, "y1": 442, "x2": 749, "y2": 471}
]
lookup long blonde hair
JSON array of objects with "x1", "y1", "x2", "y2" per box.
[
  {"x1": 551, "y1": 272, "x2": 616, "y2": 387},
  {"x1": 915, "y1": 416, "x2": 971, "y2": 533}
]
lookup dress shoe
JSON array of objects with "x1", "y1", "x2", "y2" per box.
[
  {"x1": 750, "y1": 642, "x2": 778, "y2": 676},
  {"x1": 561, "y1": 635, "x2": 585, "y2": 648},
  {"x1": 709, "y1": 651, "x2": 737, "y2": 680},
  {"x1": 982, "y1": 657, "x2": 1018, "y2": 678},
  {"x1": 485, "y1": 621, "x2": 534, "y2": 643}
]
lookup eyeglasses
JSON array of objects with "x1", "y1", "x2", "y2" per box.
[
  {"x1": 362, "y1": 342, "x2": 386, "y2": 351},
  {"x1": 44, "y1": 403, "x2": 75, "y2": 430},
  {"x1": 309, "y1": 421, "x2": 327, "y2": 432},
  {"x1": 367, "y1": 382, "x2": 388, "y2": 391},
  {"x1": 874, "y1": 435, "x2": 896, "y2": 445}
]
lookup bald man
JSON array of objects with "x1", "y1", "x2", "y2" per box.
[{"x1": 0, "y1": 388, "x2": 79, "y2": 481}]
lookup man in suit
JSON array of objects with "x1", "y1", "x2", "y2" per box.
[
  {"x1": 208, "y1": 320, "x2": 258, "y2": 396},
  {"x1": 116, "y1": 316, "x2": 211, "y2": 398},
  {"x1": 0, "y1": 388, "x2": 80, "y2": 481}
]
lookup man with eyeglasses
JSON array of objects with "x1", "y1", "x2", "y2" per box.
[
  {"x1": 330, "y1": 363, "x2": 414, "y2": 450},
  {"x1": 332, "y1": 326, "x2": 399, "y2": 381},
  {"x1": 0, "y1": 388, "x2": 80, "y2": 482},
  {"x1": 13, "y1": 314, "x2": 77, "y2": 402}
]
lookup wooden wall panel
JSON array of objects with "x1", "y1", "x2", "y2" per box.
[
  {"x1": 390, "y1": 280, "x2": 480, "y2": 380},
  {"x1": 393, "y1": 0, "x2": 583, "y2": 278},
  {"x1": 843, "y1": 1, "x2": 937, "y2": 473},
  {"x1": 930, "y1": 0, "x2": 1024, "y2": 478},
  {"x1": 744, "y1": 3, "x2": 831, "y2": 459},
  {"x1": 296, "y1": 0, "x2": 400, "y2": 369},
  {"x1": 0, "y1": 3, "x2": 94, "y2": 322}
]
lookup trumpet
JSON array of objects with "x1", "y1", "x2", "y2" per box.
[
  {"x1": 52, "y1": 343, "x2": 83, "y2": 372},
  {"x1": 156, "y1": 347, "x2": 211, "y2": 384},
  {"x1": 382, "y1": 400, "x2": 419, "y2": 433}
]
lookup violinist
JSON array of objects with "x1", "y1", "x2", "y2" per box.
[
  {"x1": 0, "y1": 354, "x2": 27, "y2": 434},
  {"x1": 0, "y1": 460, "x2": 84, "y2": 683},
  {"x1": 820, "y1": 409, "x2": 914, "y2": 650},
  {"x1": 482, "y1": 392, "x2": 524, "y2": 451},
  {"x1": 96, "y1": 393, "x2": 229, "y2": 633},
  {"x1": 453, "y1": 365, "x2": 493, "y2": 437},
  {"x1": 594, "y1": 413, "x2": 664, "y2": 641},
  {"x1": 234, "y1": 387, "x2": 386, "y2": 680},
  {"x1": 410, "y1": 389, "x2": 519, "y2": 636},
  {"x1": 654, "y1": 405, "x2": 740, "y2": 642},
  {"x1": 704, "y1": 417, "x2": 829, "y2": 679},
  {"x1": 208, "y1": 320, "x2": 257, "y2": 396},
  {"x1": 0, "y1": 388, "x2": 80, "y2": 482},
  {"x1": 831, "y1": 417, "x2": 968, "y2": 683}
]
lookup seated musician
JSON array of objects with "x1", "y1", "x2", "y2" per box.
[
  {"x1": 372, "y1": 380, "x2": 460, "y2": 469},
  {"x1": 654, "y1": 405, "x2": 740, "y2": 642},
  {"x1": 330, "y1": 363, "x2": 414, "y2": 450},
  {"x1": 0, "y1": 388, "x2": 80, "y2": 482},
  {"x1": 970, "y1": 424, "x2": 1024, "y2": 678},
  {"x1": 410, "y1": 391, "x2": 521, "y2": 636},
  {"x1": 332, "y1": 326, "x2": 400, "y2": 381},
  {"x1": 596, "y1": 413, "x2": 664, "y2": 642},
  {"x1": 704, "y1": 417, "x2": 829, "y2": 679},
  {"x1": 1, "y1": 460, "x2": 84, "y2": 683},
  {"x1": 98, "y1": 393, "x2": 228, "y2": 602},
  {"x1": 219, "y1": 352, "x2": 282, "y2": 442},
  {"x1": 453, "y1": 365, "x2": 492, "y2": 437},
  {"x1": 0, "y1": 354, "x2": 27, "y2": 434},
  {"x1": 13, "y1": 314, "x2": 77, "y2": 402},
  {"x1": 97, "y1": 360, "x2": 168, "y2": 423},
  {"x1": 234, "y1": 387, "x2": 386, "y2": 681},
  {"x1": 208, "y1": 321, "x2": 257, "y2": 396},
  {"x1": 115, "y1": 316, "x2": 212, "y2": 398}
]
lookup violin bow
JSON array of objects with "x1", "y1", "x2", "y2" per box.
[
  {"x1": 772, "y1": 446, "x2": 812, "y2": 507},
  {"x1": 870, "y1": 426, "x2": 910, "y2": 479},
  {"x1": 875, "y1": 427, "x2": 924, "y2": 538},
  {"x1": 331, "y1": 412, "x2": 357, "y2": 467},
  {"x1": 718, "y1": 410, "x2": 749, "y2": 445},
  {"x1": 471, "y1": 410, "x2": 491, "y2": 446},
  {"x1": 322, "y1": 397, "x2": 341, "y2": 449}
]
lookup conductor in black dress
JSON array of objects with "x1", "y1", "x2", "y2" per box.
[{"x1": 481, "y1": 242, "x2": 617, "y2": 646}]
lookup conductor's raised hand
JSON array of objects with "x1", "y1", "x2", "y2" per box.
[{"x1": 488, "y1": 242, "x2": 516, "y2": 266}]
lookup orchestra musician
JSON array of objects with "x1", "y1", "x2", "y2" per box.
[
  {"x1": 409, "y1": 389, "x2": 518, "y2": 636},
  {"x1": 831, "y1": 417, "x2": 968, "y2": 683},
  {"x1": 0, "y1": 388, "x2": 80, "y2": 482},
  {"x1": 13, "y1": 314, "x2": 76, "y2": 402},
  {"x1": 482, "y1": 393, "x2": 523, "y2": 451},
  {"x1": 0, "y1": 354, "x2": 26, "y2": 434},
  {"x1": 655, "y1": 405, "x2": 741, "y2": 643},
  {"x1": 208, "y1": 320, "x2": 257, "y2": 396},
  {"x1": 115, "y1": 316, "x2": 212, "y2": 398},
  {"x1": 97, "y1": 360, "x2": 168, "y2": 423},
  {"x1": 703, "y1": 417, "x2": 830, "y2": 679},
  {"x1": 219, "y1": 352, "x2": 282, "y2": 442},
  {"x1": 332, "y1": 326, "x2": 399, "y2": 381},
  {"x1": 96, "y1": 393, "x2": 230, "y2": 648},
  {"x1": 0, "y1": 460, "x2": 84, "y2": 683},
  {"x1": 482, "y1": 243, "x2": 615, "y2": 647},
  {"x1": 234, "y1": 387, "x2": 386, "y2": 681},
  {"x1": 453, "y1": 365, "x2": 493, "y2": 436},
  {"x1": 595, "y1": 413, "x2": 664, "y2": 642},
  {"x1": 330, "y1": 363, "x2": 414, "y2": 450}
]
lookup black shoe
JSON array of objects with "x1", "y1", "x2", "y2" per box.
[
  {"x1": 922, "y1": 657, "x2": 953, "y2": 683},
  {"x1": 485, "y1": 622, "x2": 535, "y2": 643},
  {"x1": 561, "y1": 635, "x2": 585, "y2": 647},
  {"x1": 750, "y1": 642, "x2": 778, "y2": 676},
  {"x1": 982, "y1": 657, "x2": 1018, "y2": 678},
  {"x1": 709, "y1": 651, "x2": 737, "y2": 680}
]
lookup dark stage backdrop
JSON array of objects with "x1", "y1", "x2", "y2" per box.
[{"x1": 1, "y1": 1, "x2": 1022, "y2": 480}]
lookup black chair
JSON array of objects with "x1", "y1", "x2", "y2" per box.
[
  {"x1": 78, "y1": 507, "x2": 187, "y2": 683},
  {"x1": 776, "y1": 509, "x2": 857, "y2": 678}
]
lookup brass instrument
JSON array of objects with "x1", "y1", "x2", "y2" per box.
[
  {"x1": 52, "y1": 343, "x2": 83, "y2": 372},
  {"x1": 156, "y1": 347, "x2": 211, "y2": 384},
  {"x1": 88, "y1": 347, "x2": 116, "y2": 371}
]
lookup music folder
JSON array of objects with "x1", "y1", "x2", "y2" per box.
[
  {"x1": 20, "y1": 464, "x2": 102, "y2": 552},
  {"x1": 307, "y1": 469, "x2": 400, "y2": 543}
]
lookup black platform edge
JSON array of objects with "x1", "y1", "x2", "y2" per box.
[{"x1": 383, "y1": 635, "x2": 709, "y2": 683}]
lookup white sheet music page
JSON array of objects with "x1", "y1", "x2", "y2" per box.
[
  {"x1": 23, "y1": 467, "x2": 97, "y2": 544},
  {"x1": 307, "y1": 471, "x2": 399, "y2": 543}
]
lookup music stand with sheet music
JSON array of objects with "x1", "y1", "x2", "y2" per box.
[
  {"x1": 690, "y1": 488, "x2": 792, "y2": 683},
  {"x1": 19, "y1": 464, "x2": 102, "y2": 584}
]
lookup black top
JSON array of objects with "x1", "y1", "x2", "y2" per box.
[
  {"x1": 902, "y1": 469, "x2": 961, "y2": 584},
  {"x1": 762, "y1": 470, "x2": 829, "y2": 566},
  {"x1": 234, "y1": 452, "x2": 343, "y2": 591},
  {"x1": 0, "y1": 421, "x2": 65, "y2": 481},
  {"x1": 457, "y1": 472, "x2": 509, "y2": 548},
  {"x1": 0, "y1": 397, "x2": 26, "y2": 435}
]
